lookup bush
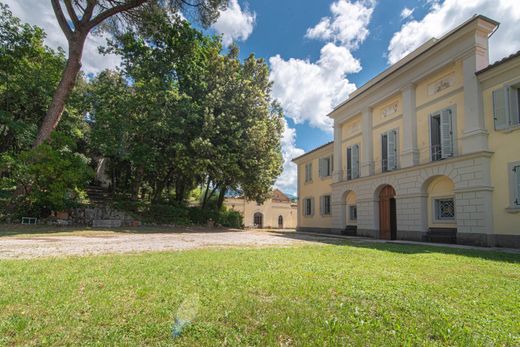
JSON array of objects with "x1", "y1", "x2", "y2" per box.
[
  {"x1": 0, "y1": 133, "x2": 93, "y2": 219},
  {"x1": 218, "y1": 210, "x2": 243, "y2": 228},
  {"x1": 141, "y1": 204, "x2": 191, "y2": 225}
]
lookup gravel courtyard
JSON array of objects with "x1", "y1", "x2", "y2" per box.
[{"x1": 0, "y1": 228, "x2": 337, "y2": 259}]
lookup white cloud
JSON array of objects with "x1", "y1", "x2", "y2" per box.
[
  {"x1": 400, "y1": 7, "x2": 415, "y2": 20},
  {"x1": 305, "y1": 0, "x2": 375, "y2": 49},
  {"x1": 4, "y1": 0, "x2": 120, "y2": 74},
  {"x1": 388, "y1": 0, "x2": 520, "y2": 65},
  {"x1": 269, "y1": 43, "x2": 359, "y2": 132},
  {"x1": 274, "y1": 119, "x2": 305, "y2": 196},
  {"x1": 212, "y1": 0, "x2": 256, "y2": 46}
]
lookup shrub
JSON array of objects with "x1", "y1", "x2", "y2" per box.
[
  {"x1": 218, "y1": 210, "x2": 243, "y2": 228},
  {"x1": 0, "y1": 133, "x2": 93, "y2": 219}
]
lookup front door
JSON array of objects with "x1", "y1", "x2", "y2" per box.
[{"x1": 379, "y1": 185, "x2": 396, "y2": 240}]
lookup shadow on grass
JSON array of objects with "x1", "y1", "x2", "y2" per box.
[
  {"x1": 268, "y1": 231, "x2": 520, "y2": 264},
  {"x1": 0, "y1": 224, "x2": 242, "y2": 238}
]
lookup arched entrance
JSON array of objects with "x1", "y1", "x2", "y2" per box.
[
  {"x1": 278, "y1": 215, "x2": 283, "y2": 228},
  {"x1": 379, "y1": 185, "x2": 397, "y2": 240},
  {"x1": 254, "y1": 212, "x2": 263, "y2": 228}
]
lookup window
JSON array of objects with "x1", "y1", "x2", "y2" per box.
[
  {"x1": 382, "y1": 129, "x2": 398, "y2": 172},
  {"x1": 304, "y1": 162, "x2": 313, "y2": 182},
  {"x1": 349, "y1": 205, "x2": 357, "y2": 221},
  {"x1": 510, "y1": 163, "x2": 520, "y2": 208},
  {"x1": 430, "y1": 108, "x2": 454, "y2": 161},
  {"x1": 493, "y1": 84, "x2": 520, "y2": 130},
  {"x1": 303, "y1": 198, "x2": 313, "y2": 216},
  {"x1": 320, "y1": 195, "x2": 331, "y2": 215},
  {"x1": 254, "y1": 212, "x2": 263, "y2": 227},
  {"x1": 434, "y1": 198, "x2": 455, "y2": 221},
  {"x1": 346, "y1": 144, "x2": 360, "y2": 180},
  {"x1": 319, "y1": 156, "x2": 333, "y2": 177},
  {"x1": 278, "y1": 215, "x2": 283, "y2": 228}
]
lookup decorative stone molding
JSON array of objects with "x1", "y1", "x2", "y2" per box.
[{"x1": 427, "y1": 73, "x2": 455, "y2": 96}]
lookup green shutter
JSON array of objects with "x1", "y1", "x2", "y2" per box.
[
  {"x1": 515, "y1": 166, "x2": 520, "y2": 206},
  {"x1": 352, "y1": 144, "x2": 359, "y2": 179},
  {"x1": 387, "y1": 130, "x2": 397, "y2": 170},
  {"x1": 493, "y1": 87, "x2": 509, "y2": 130},
  {"x1": 440, "y1": 109, "x2": 453, "y2": 159}
]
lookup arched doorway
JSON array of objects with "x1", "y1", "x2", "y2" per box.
[
  {"x1": 254, "y1": 212, "x2": 263, "y2": 228},
  {"x1": 278, "y1": 215, "x2": 283, "y2": 229},
  {"x1": 379, "y1": 185, "x2": 397, "y2": 240}
]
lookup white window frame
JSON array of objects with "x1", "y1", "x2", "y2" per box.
[
  {"x1": 320, "y1": 195, "x2": 331, "y2": 216},
  {"x1": 319, "y1": 155, "x2": 333, "y2": 178},
  {"x1": 381, "y1": 128, "x2": 399, "y2": 172},
  {"x1": 346, "y1": 144, "x2": 360, "y2": 180},
  {"x1": 304, "y1": 162, "x2": 313, "y2": 183},
  {"x1": 303, "y1": 197, "x2": 314, "y2": 217},
  {"x1": 429, "y1": 106, "x2": 456, "y2": 162},
  {"x1": 432, "y1": 197, "x2": 456, "y2": 223},
  {"x1": 493, "y1": 83, "x2": 520, "y2": 131}
]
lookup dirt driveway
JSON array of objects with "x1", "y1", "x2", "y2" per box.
[{"x1": 0, "y1": 228, "x2": 335, "y2": 259}]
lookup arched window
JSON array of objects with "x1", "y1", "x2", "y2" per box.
[
  {"x1": 278, "y1": 215, "x2": 283, "y2": 228},
  {"x1": 254, "y1": 212, "x2": 263, "y2": 228}
]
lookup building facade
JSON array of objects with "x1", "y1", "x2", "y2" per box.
[
  {"x1": 293, "y1": 15, "x2": 520, "y2": 247},
  {"x1": 224, "y1": 189, "x2": 297, "y2": 229}
]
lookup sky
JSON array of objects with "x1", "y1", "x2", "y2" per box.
[{"x1": 5, "y1": 0, "x2": 520, "y2": 196}]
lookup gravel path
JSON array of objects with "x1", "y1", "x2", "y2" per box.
[{"x1": 0, "y1": 229, "x2": 328, "y2": 259}]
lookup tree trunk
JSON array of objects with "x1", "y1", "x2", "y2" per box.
[
  {"x1": 217, "y1": 187, "x2": 227, "y2": 210},
  {"x1": 34, "y1": 34, "x2": 86, "y2": 146}
]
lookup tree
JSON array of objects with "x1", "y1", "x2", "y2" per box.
[{"x1": 36, "y1": 0, "x2": 227, "y2": 146}]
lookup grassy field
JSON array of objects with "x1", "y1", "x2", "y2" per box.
[{"x1": 1, "y1": 240, "x2": 519, "y2": 346}]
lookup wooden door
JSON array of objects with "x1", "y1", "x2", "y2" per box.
[{"x1": 379, "y1": 185, "x2": 396, "y2": 240}]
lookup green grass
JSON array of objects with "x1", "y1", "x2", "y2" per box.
[{"x1": 1, "y1": 242, "x2": 519, "y2": 346}]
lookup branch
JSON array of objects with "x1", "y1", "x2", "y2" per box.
[
  {"x1": 51, "y1": 0, "x2": 73, "y2": 40},
  {"x1": 86, "y1": 0, "x2": 148, "y2": 31},
  {"x1": 63, "y1": 0, "x2": 80, "y2": 29},
  {"x1": 81, "y1": 0, "x2": 96, "y2": 24}
]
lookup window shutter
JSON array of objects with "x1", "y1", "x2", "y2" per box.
[
  {"x1": 352, "y1": 144, "x2": 360, "y2": 179},
  {"x1": 440, "y1": 109, "x2": 453, "y2": 159},
  {"x1": 509, "y1": 87, "x2": 520, "y2": 125},
  {"x1": 311, "y1": 197, "x2": 315, "y2": 216},
  {"x1": 388, "y1": 130, "x2": 397, "y2": 170},
  {"x1": 318, "y1": 158, "x2": 323, "y2": 177},
  {"x1": 515, "y1": 166, "x2": 520, "y2": 206},
  {"x1": 381, "y1": 133, "x2": 388, "y2": 172},
  {"x1": 430, "y1": 113, "x2": 441, "y2": 161},
  {"x1": 330, "y1": 155, "x2": 334, "y2": 174},
  {"x1": 493, "y1": 87, "x2": 509, "y2": 130},
  {"x1": 347, "y1": 147, "x2": 352, "y2": 180},
  {"x1": 320, "y1": 196, "x2": 324, "y2": 215},
  {"x1": 309, "y1": 163, "x2": 313, "y2": 181}
]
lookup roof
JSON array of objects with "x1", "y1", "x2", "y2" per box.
[
  {"x1": 328, "y1": 14, "x2": 499, "y2": 117},
  {"x1": 292, "y1": 141, "x2": 333, "y2": 162},
  {"x1": 476, "y1": 50, "x2": 520, "y2": 75}
]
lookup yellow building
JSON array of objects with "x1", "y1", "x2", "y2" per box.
[
  {"x1": 224, "y1": 189, "x2": 297, "y2": 229},
  {"x1": 294, "y1": 15, "x2": 520, "y2": 247}
]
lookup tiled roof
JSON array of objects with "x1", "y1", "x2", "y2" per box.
[
  {"x1": 292, "y1": 141, "x2": 334, "y2": 162},
  {"x1": 476, "y1": 50, "x2": 520, "y2": 75}
]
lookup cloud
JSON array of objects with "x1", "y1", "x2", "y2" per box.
[
  {"x1": 400, "y1": 7, "x2": 415, "y2": 20},
  {"x1": 274, "y1": 119, "x2": 305, "y2": 196},
  {"x1": 212, "y1": 0, "x2": 256, "y2": 46},
  {"x1": 269, "y1": 43, "x2": 359, "y2": 132},
  {"x1": 4, "y1": 0, "x2": 120, "y2": 74},
  {"x1": 387, "y1": 0, "x2": 520, "y2": 65},
  {"x1": 305, "y1": 0, "x2": 375, "y2": 49}
]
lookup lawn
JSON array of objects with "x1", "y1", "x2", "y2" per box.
[{"x1": 1, "y1": 241, "x2": 519, "y2": 346}]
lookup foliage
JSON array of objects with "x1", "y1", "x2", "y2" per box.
[
  {"x1": 90, "y1": 14, "x2": 283, "y2": 206},
  {"x1": 0, "y1": 242, "x2": 519, "y2": 345},
  {"x1": 0, "y1": 3, "x2": 66, "y2": 153},
  {"x1": 0, "y1": 133, "x2": 93, "y2": 218}
]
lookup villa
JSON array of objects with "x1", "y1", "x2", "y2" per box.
[{"x1": 293, "y1": 15, "x2": 520, "y2": 247}]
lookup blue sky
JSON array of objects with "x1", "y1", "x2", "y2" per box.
[{"x1": 6, "y1": 0, "x2": 520, "y2": 195}]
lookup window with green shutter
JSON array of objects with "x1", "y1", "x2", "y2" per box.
[
  {"x1": 382, "y1": 129, "x2": 398, "y2": 172},
  {"x1": 493, "y1": 85, "x2": 520, "y2": 130}
]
